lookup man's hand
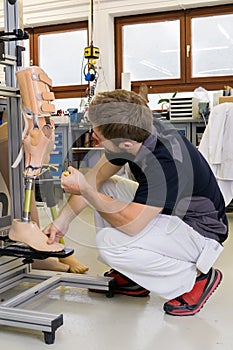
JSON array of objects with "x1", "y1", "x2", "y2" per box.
[
  {"x1": 43, "y1": 218, "x2": 70, "y2": 244},
  {"x1": 61, "y1": 166, "x2": 91, "y2": 195}
]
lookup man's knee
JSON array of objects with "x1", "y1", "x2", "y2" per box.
[
  {"x1": 96, "y1": 227, "x2": 114, "y2": 250},
  {"x1": 96, "y1": 228, "x2": 113, "y2": 263},
  {"x1": 96, "y1": 227, "x2": 126, "y2": 262},
  {"x1": 99, "y1": 175, "x2": 137, "y2": 202},
  {"x1": 99, "y1": 178, "x2": 116, "y2": 196}
]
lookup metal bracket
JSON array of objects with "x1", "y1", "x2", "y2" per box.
[{"x1": 0, "y1": 28, "x2": 29, "y2": 42}]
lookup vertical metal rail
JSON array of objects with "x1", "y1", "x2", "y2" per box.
[{"x1": 3, "y1": 0, "x2": 24, "y2": 220}]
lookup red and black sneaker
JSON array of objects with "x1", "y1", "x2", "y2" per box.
[
  {"x1": 163, "y1": 267, "x2": 222, "y2": 316},
  {"x1": 89, "y1": 269, "x2": 150, "y2": 297}
]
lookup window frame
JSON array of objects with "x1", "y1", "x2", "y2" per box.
[
  {"x1": 27, "y1": 21, "x2": 88, "y2": 99},
  {"x1": 115, "y1": 4, "x2": 233, "y2": 94}
]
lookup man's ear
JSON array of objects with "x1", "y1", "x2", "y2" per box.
[{"x1": 118, "y1": 141, "x2": 134, "y2": 150}]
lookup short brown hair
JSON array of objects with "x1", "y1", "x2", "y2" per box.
[{"x1": 88, "y1": 89, "x2": 152, "y2": 143}]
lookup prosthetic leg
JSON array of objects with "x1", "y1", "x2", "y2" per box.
[{"x1": 8, "y1": 66, "x2": 64, "y2": 252}]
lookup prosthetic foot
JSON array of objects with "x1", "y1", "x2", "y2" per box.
[
  {"x1": 9, "y1": 219, "x2": 64, "y2": 252},
  {"x1": 32, "y1": 257, "x2": 70, "y2": 272},
  {"x1": 59, "y1": 255, "x2": 89, "y2": 273}
]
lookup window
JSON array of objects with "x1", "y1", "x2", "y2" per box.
[
  {"x1": 187, "y1": 7, "x2": 233, "y2": 81},
  {"x1": 191, "y1": 14, "x2": 233, "y2": 78},
  {"x1": 28, "y1": 22, "x2": 88, "y2": 101},
  {"x1": 123, "y1": 19, "x2": 181, "y2": 81},
  {"x1": 115, "y1": 5, "x2": 233, "y2": 94}
]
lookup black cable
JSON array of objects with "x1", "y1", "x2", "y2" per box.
[{"x1": 90, "y1": 0, "x2": 94, "y2": 46}]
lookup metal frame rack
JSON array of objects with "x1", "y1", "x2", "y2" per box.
[
  {"x1": 0, "y1": 0, "x2": 114, "y2": 344},
  {"x1": 0, "y1": 259, "x2": 114, "y2": 344}
]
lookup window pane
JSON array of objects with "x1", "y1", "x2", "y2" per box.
[
  {"x1": 123, "y1": 20, "x2": 180, "y2": 80},
  {"x1": 192, "y1": 14, "x2": 233, "y2": 77},
  {"x1": 39, "y1": 30, "x2": 87, "y2": 86}
]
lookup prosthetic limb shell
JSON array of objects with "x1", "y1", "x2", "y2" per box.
[
  {"x1": 23, "y1": 127, "x2": 55, "y2": 177},
  {"x1": 9, "y1": 219, "x2": 65, "y2": 252},
  {"x1": 25, "y1": 117, "x2": 55, "y2": 165},
  {"x1": 16, "y1": 66, "x2": 56, "y2": 116},
  {"x1": 16, "y1": 66, "x2": 56, "y2": 177}
]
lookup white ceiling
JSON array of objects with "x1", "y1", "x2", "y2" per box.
[{"x1": 0, "y1": 0, "x2": 233, "y2": 28}]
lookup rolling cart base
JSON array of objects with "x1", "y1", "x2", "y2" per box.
[{"x1": 0, "y1": 257, "x2": 115, "y2": 344}]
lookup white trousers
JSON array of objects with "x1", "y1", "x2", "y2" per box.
[{"x1": 95, "y1": 176, "x2": 224, "y2": 299}]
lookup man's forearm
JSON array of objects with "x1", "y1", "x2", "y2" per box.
[
  {"x1": 58, "y1": 194, "x2": 88, "y2": 223},
  {"x1": 81, "y1": 185, "x2": 155, "y2": 235},
  {"x1": 58, "y1": 165, "x2": 102, "y2": 223}
]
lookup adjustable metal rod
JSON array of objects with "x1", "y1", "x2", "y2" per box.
[{"x1": 22, "y1": 177, "x2": 33, "y2": 222}]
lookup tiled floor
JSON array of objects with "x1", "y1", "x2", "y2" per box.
[{"x1": 0, "y1": 201, "x2": 233, "y2": 349}]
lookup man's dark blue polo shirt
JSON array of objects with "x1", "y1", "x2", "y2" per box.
[{"x1": 105, "y1": 120, "x2": 228, "y2": 243}]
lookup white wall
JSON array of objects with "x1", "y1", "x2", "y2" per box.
[
  {"x1": 1, "y1": 0, "x2": 233, "y2": 91},
  {"x1": 13, "y1": 0, "x2": 233, "y2": 27}
]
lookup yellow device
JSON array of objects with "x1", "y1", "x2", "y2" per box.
[{"x1": 84, "y1": 45, "x2": 99, "y2": 59}]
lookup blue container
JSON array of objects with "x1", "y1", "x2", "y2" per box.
[{"x1": 68, "y1": 108, "x2": 78, "y2": 124}]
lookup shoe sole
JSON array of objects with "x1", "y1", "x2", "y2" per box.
[
  {"x1": 89, "y1": 288, "x2": 150, "y2": 297},
  {"x1": 92, "y1": 269, "x2": 150, "y2": 297},
  {"x1": 164, "y1": 269, "x2": 222, "y2": 316}
]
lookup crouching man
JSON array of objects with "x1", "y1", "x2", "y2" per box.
[{"x1": 44, "y1": 89, "x2": 228, "y2": 316}]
